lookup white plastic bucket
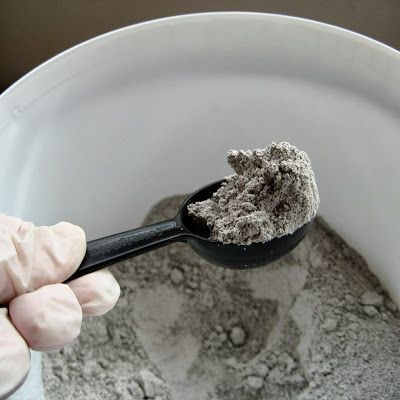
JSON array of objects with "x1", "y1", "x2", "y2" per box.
[{"x1": 1, "y1": 13, "x2": 399, "y2": 399}]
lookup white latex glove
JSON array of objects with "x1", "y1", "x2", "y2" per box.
[{"x1": 0, "y1": 214, "x2": 120, "y2": 399}]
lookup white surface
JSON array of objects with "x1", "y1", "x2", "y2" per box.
[
  {"x1": 8, "y1": 351, "x2": 43, "y2": 400},
  {"x1": 0, "y1": 12, "x2": 399, "y2": 397}
]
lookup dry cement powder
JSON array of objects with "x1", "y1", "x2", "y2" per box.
[
  {"x1": 43, "y1": 196, "x2": 400, "y2": 400},
  {"x1": 188, "y1": 142, "x2": 319, "y2": 245}
]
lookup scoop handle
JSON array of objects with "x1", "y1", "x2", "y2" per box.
[{"x1": 65, "y1": 218, "x2": 183, "y2": 282}]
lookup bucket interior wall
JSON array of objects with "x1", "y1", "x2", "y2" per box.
[{"x1": 1, "y1": 13, "x2": 399, "y2": 307}]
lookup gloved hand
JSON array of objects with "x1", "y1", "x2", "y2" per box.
[{"x1": 0, "y1": 214, "x2": 120, "y2": 399}]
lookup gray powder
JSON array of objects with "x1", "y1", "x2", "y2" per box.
[
  {"x1": 188, "y1": 142, "x2": 319, "y2": 245},
  {"x1": 43, "y1": 196, "x2": 400, "y2": 400}
]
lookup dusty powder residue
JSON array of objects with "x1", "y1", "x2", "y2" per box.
[
  {"x1": 188, "y1": 142, "x2": 320, "y2": 245},
  {"x1": 43, "y1": 196, "x2": 400, "y2": 400}
]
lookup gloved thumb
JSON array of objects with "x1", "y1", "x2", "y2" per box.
[{"x1": 0, "y1": 308, "x2": 30, "y2": 399}]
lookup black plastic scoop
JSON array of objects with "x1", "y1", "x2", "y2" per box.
[{"x1": 67, "y1": 180, "x2": 311, "y2": 281}]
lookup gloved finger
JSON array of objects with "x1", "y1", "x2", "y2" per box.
[
  {"x1": 0, "y1": 215, "x2": 86, "y2": 303},
  {"x1": 0, "y1": 215, "x2": 34, "y2": 303},
  {"x1": 0, "y1": 308, "x2": 31, "y2": 399},
  {"x1": 0, "y1": 214, "x2": 33, "y2": 235},
  {"x1": 29, "y1": 222, "x2": 86, "y2": 290},
  {"x1": 68, "y1": 269, "x2": 120, "y2": 316},
  {"x1": 9, "y1": 284, "x2": 82, "y2": 352}
]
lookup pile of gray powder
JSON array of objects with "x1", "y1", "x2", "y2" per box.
[
  {"x1": 43, "y1": 195, "x2": 400, "y2": 400},
  {"x1": 188, "y1": 142, "x2": 320, "y2": 245}
]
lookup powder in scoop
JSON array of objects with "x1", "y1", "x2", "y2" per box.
[{"x1": 188, "y1": 142, "x2": 320, "y2": 245}]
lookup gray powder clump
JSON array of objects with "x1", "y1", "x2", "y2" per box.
[
  {"x1": 43, "y1": 196, "x2": 400, "y2": 400},
  {"x1": 188, "y1": 142, "x2": 320, "y2": 245}
]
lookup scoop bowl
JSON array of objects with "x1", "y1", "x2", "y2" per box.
[{"x1": 67, "y1": 180, "x2": 312, "y2": 281}]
